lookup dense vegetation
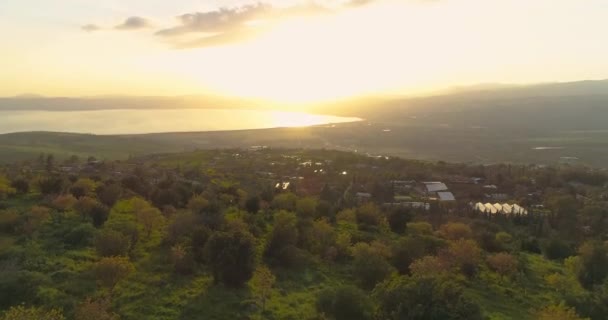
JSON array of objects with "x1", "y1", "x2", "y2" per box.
[{"x1": 0, "y1": 149, "x2": 607, "y2": 319}]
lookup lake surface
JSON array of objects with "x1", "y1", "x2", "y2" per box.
[{"x1": 0, "y1": 109, "x2": 361, "y2": 135}]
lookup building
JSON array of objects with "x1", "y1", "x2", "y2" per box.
[
  {"x1": 472, "y1": 202, "x2": 528, "y2": 215},
  {"x1": 437, "y1": 191, "x2": 456, "y2": 202}
]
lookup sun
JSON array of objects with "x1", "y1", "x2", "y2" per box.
[{"x1": 146, "y1": 2, "x2": 437, "y2": 104}]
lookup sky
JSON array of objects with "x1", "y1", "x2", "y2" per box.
[{"x1": 1, "y1": 0, "x2": 608, "y2": 103}]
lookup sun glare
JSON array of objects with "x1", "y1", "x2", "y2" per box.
[
  {"x1": 269, "y1": 111, "x2": 359, "y2": 128},
  {"x1": 145, "y1": 2, "x2": 433, "y2": 104}
]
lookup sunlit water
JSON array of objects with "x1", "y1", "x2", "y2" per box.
[{"x1": 0, "y1": 109, "x2": 361, "y2": 135}]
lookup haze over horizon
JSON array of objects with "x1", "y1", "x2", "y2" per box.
[{"x1": 2, "y1": 0, "x2": 608, "y2": 104}]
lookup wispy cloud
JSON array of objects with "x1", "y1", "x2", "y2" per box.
[
  {"x1": 115, "y1": 16, "x2": 151, "y2": 30},
  {"x1": 81, "y1": 24, "x2": 101, "y2": 32},
  {"x1": 154, "y1": 2, "x2": 337, "y2": 48},
  {"x1": 83, "y1": 1, "x2": 382, "y2": 46}
]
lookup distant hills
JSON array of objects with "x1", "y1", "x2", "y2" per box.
[
  {"x1": 1, "y1": 79, "x2": 608, "y2": 167},
  {"x1": 315, "y1": 79, "x2": 608, "y2": 131}
]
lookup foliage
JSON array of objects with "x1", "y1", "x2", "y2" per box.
[
  {"x1": 535, "y1": 303, "x2": 589, "y2": 320},
  {"x1": 487, "y1": 253, "x2": 519, "y2": 277},
  {"x1": 316, "y1": 285, "x2": 373, "y2": 320},
  {"x1": 94, "y1": 256, "x2": 135, "y2": 291},
  {"x1": 373, "y1": 275, "x2": 484, "y2": 320},
  {"x1": 74, "y1": 297, "x2": 120, "y2": 320},
  {"x1": 1, "y1": 305, "x2": 64, "y2": 320},
  {"x1": 204, "y1": 229, "x2": 256, "y2": 287},
  {"x1": 248, "y1": 265, "x2": 276, "y2": 312},
  {"x1": 351, "y1": 242, "x2": 395, "y2": 289}
]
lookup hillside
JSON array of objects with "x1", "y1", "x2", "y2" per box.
[{"x1": 1, "y1": 149, "x2": 607, "y2": 319}]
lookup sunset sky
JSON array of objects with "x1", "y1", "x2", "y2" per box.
[{"x1": 1, "y1": 0, "x2": 608, "y2": 103}]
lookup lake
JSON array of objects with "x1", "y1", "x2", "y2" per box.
[{"x1": 0, "y1": 109, "x2": 361, "y2": 135}]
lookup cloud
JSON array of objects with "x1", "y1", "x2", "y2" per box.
[
  {"x1": 154, "y1": 2, "x2": 334, "y2": 48},
  {"x1": 155, "y1": 3, "x2": 272, "y2": 37},
  {"x1": 347, "y1": 0, "x2": 375, "y2": 7},
  {"x1": 115, "y1": 16, "x2": 151, "y2": 30},
  {"x1": 81, "y1": 24, "x2": 101, "y2": 32}
]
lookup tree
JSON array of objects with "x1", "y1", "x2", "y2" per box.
[
  {"x1": 487, "y1": 253, "x2": 519, "y2": 278},
  {"x1": 94, "y1": 256, "x2": 135, "y2": 292},
  {"x1": 249, "y1": 265, "x2": 276, "y2": 312},
  {"x1": 271, "y1": 193, "x2": 297, "y2": 211},
  {"x1": 577, "y1": 241, "x2": 608, "y2": 289},
  {"x1": 296, "y1": 197, "x2": 318, "y2": 219},
  {"x1": 1, "y1": 305, "x2": 64, "y2": 320},
  {"x1": 135, "y1": 207, "x2": 164, "y2": 238},
  {"x1": 440, "y1": 239, "x2": 482, "y2": 278},
  {"x1": 187, "y1": 194, "x2": 210, "y2": 214},
  {"x1": 204, "y1": 229, "x2": 256, "y2": 287},
  {"x1": 495, "y1": 231, "x2": 513, "y2": 250},
  {"x1": 307, "y1": 218, "x2": 336, "y2": 258},
  {"x1": 74, "y1": 196, "x2": 110, "y2": 228},
  {"x1": 10, "y1": 178, "x2": 29, "y2": 194},
  {"x1": 535, "y1": 303, "x2": 588, "y2": 320},
  {"x1": 95, "y1": 230, "x2": 131, "y2": 257},
  {"x1": 355, "y1": 203, "x2": 384, "y2": 229},
  {"x1": 0, "y1": 174, "x2": 17, "y2": 199},
  {"x1": 170, "y1": 244, "x2": 194, "y2": 275},
  {"x1": 52, "y1": 194, "x2": 77, "y2": 211},
  {"x1": 407, "y1": 222, "x2": 433, "y2": 235},
  {"x1": 437, "y1": 223, "x2": 473, "y2": 240},
  {"x1": 96, "y1": 183, "x2": 123, "y2": 207},
  {"x1": 351, "y1": 242, "x2": 395, "y2": 289},
  {"x1": 245, "y1": 195, "x2": 261, "y2": 214},
  {"x1": 373, "y1": 275, "x2": 484, "y2": 320},
  {"x1": 70, "y1": 178, "x2": 97, "y2": 199},
  {"x1": 410, "y1": 256, "x2": 448, "y2": 276},
  {"x1": 391, "y1": 237, "x2": 428, "y2": 274},
  {"x1": 265, "y1": 211, "x2": 299, "y2": 266},
  {"x1": 90, "y1": 203, "x2": 110, "y2": 228},
  {"x1": 38, "y1": 176, "x2": 64, "y2": 195},
  {"x1": 45, "y1": 154, "x2": 55, "y2": 172},
  {"x1": 316, "y1": 286, "x2": 373, "y2": 320},
  {"x1": 74, "y1": 297, "x2": 120, "y2": 320},
  {"x1": 542, "y1": 238, "x2": 574, "y2": 261},
  {"x1": 387, "y1": 207, "x2": 411, "y2": 234}
]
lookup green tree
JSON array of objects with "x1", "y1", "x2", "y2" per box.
[
  {"x1": 387, "y1": 207, "x2": 411, "y2": 234},
  {"x1": 316, "y1": 285, "x2": 373, "y2": 320},
  {"x1": 486, "y1": 253, "x2": 519, "y2": 278},
  {"x1": 204, "y1": 229, "x2": 256, "y2": 287},
  {"x1": 265, "y1": 211, "x2": 299, "y2": 266},
  {"x1": 374, "y1": 275, "x2": 484, "y2": 320},
  {"x1": 437, "y1": 222, "x2": 473, "y2": 240},
  {"x1": 248, "y1": 265, "x2": 276, "y2": 312},
  {"x1": 0, "y1": 174, "x2": 17, "y2": 199},
  {"x1": 577, "y1": 241, "x2": 608, "y2": 289},
  {"x1": 296, "y1": 197, "x2": 318, "y2": 219},
  {"x1": 272, "y1": 193, "x2": 297, "y2": 211},
  {"x1": 70, "y1": 178, "x2": 97, "y2": 199},
  {"x1": 95, "y1": 230, "x2": 131, "y2": 257},
  {"x1": 94, "y1": 256, "x2": 135, "y2": 293},
  {"x1": 351, "y1": 242, "x2": 395, "y2": 289}
]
